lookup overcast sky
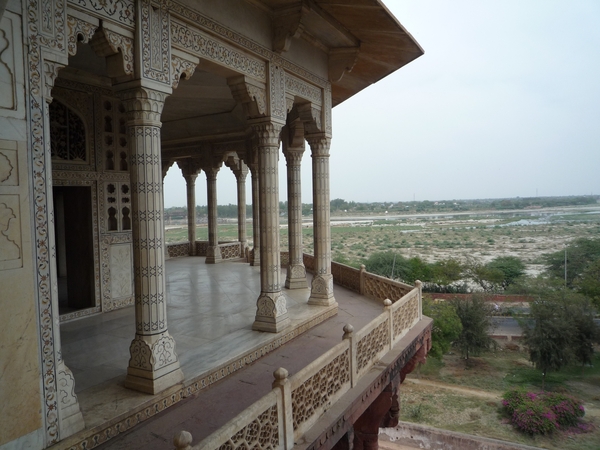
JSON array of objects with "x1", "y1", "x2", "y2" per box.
[{"x1": 163, "y1": 0, "x2": 600, "y2": 208}]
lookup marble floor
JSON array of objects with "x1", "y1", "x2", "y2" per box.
[{"x1": 60, "y1": 257, "x2": 386, "y2": 435}]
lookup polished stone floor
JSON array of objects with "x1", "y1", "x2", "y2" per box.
[{"x1": 60, "y1": 257, "x2": 386, "y2": 436}]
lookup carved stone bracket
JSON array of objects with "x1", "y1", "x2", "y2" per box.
[
  {"x1": 90, "y1": 25, "x2": 134, "y2": 82},
  {"x1": 66, "y1": 14, "x2": 98, "y2": 56},
  {"x1": 272, "y1": 2, "x2": 310, "y2": 53},
  {"x1": 228, "y1": 76, "x2": 268, "y2": 119},
  {"x1": 297, "y1": 102, "x2": 323, "y2": 135},
  {"x1": 329, "y1": 46, "x2": 360, "y2": 83},
  {"x1": 171, "y1": 49, "x2": 199, "y2": 89},
  {"x1": 43, "y1": 60, "x2": 66, "y2": 100}
]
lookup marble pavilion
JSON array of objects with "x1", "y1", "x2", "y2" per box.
[{"x1": 0, "y1": 1, "x2": 431, "y2": 449}]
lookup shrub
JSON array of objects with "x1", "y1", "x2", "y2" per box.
[
  {"x1": 544, "y1": 393, "x2": 585, "y2": 427},
  {"x1": 511, "y1": 401, "x2": 557, "y2": 435},
  {"x1": 502, "y1": 389, "x2": 585, "y2": 434}
]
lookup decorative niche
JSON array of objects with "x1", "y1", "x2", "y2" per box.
[
  {"x1": 103, "y1": 98, "x2": 129, "y2": 172},
  {"x1": 105, "y1": 181, "x2": 131, "y2": 232}
]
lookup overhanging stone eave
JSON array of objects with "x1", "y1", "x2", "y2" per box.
[{"x1": 331, "y1": 48, "x2": 423, "y2": 107}]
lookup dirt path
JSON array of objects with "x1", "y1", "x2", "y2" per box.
[{"x1": 404, "y1": 378, "x2": 502, "y2": 400}]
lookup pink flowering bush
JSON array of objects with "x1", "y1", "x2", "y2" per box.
[{"x1": 502, "y1": 389, "x2": 585, "y2": 435}]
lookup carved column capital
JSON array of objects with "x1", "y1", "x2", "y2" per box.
[
  {"x1": 118, "y1": 87, "x2": 168, "y2": 125},
  {"x1": 176, "y1": 158, "x2": 202, "y2": 179},
  {"x1": 251, "y1": 121, "x2": 283, "y2": 148},
  {"x1": 283, "y1": 148, "x2": 304, "y2": 166},
  {"x1": 306, "y1": 134, "x2": 330, "y2": 157}
]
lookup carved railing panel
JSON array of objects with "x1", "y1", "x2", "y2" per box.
[
  {"x1": 166, "y1": 242, "x2": 190, "y2": 258},
  {"x1": 331, "y1": 261, "x2": 360, "y2": 293},
  {"x1": 290, "y1": 342, "x2": 350, "y2": 439},
  {"x1": 363, "y1": 272, "x2": 412, "y2": 303},
  {"x1": 392, "y1": 289, "x2": 420, "y2": 343}
]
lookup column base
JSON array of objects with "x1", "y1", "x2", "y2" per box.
[
  {"x1": 308, "y1": 274, "x2": 337, "y2": 307},
  {"x1": 285, "y1": 264, "x2": 308, "y2": 289},
  {"x1": 124, "y1": 366, "x2": 184, "y2": 395},
  {"x1": 250, "y1": 248, "x2": 260, "y2": 266},
  {"x1": 124, "y1": 333, "x2": 184, "y2": 394},
  {"x1": 252, "y1": 291, "x2": 290, "y2": 332},
  {"x1": 206, "y1": 245, "x2": 222, "y2": 264}
]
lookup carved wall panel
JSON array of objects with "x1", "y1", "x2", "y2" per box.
[
  {"x1": 0, "y1": 194, "x2": 22, "y2": 270},
  {"x1": 0, "y1": 12, "x2": 26, "y2": 120},
  {"x1": 109, "y1": 243, "x2": 133, "y2": 298},
  {"x1": 139, "y1": 0, "x2": 171, "y2": 85},
  {"x1": 68, "y1": 0, "x2": 135, "y2": 28},
  {"x1": 170, "y1": 18, "x2": 266, "y2": 82},
  {"x1": 100, "y1": 96, "x2": 129, "y2": 173}
]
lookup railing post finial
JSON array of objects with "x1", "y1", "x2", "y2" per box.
[
  {"x1": 173, "y1": 430, "x2": 193, "y2": 450},
  {"x1": 343, "y1": 323, "x2": 354, "y2": 340}
]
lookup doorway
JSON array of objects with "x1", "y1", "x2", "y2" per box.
[{"x1": 53, "y1": 186, "x2": 95, "y2": 314}]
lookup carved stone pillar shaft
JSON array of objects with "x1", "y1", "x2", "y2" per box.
[
  {"x1": 251, "y1": 122, "x2": 289, "y2": 332},
  {"x1": 307, "y1": 135, "x2": 336, "y2": 306},
  {"x1": 284, "y1": 148, "x2": 307, "y2": 289},
  {"x1": 205, "y1": 167, "x2": 222, "y2": 264},
  {"x1": 120, "y1": 87, "x2": 183, "y2": 394},
  {"x1": 185, "y1": 173, "x2": 198, "y2": 256},
  {"x1": 250, "y1": 162, "x2": 260, "y2": 267},
  {"x1": 235, "y1": 168, "x2": 248, "y2": 249}
]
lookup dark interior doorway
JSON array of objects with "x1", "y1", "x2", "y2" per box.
[{"x1": 53, "y1": 186, "x2": 95, "y2": 314}]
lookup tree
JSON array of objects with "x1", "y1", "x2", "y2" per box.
[
  {"x1": 545, "y1": 238, "x2": 600, "y2": 287},
  {"x1": 522, "y1": 295, "x2": 574, "y2": 390},
  {"x1": 486, "y1": 256, "x2": 526, "y2": 289},
  {"x1": 422, "y1": 297, "x2": 462, "y2": 359},
  {"x1": 463, "y1": 257, "x2": 504, "y2": 292},
  {"x1": 430, "y1": 258, "x2": 464, "y2": 286},
  {"x1": 567, "y1": 296, "x2": 600, "y2": 372},
  {"x1": 522, "y1": 288, "x2": 600, "y2": 388},
  {"x1": 452, "y1": 294, "x2": 496, "y2": 364},
  {"x1": 574, "y1": 259, "x2": 600, "y2": 308}
]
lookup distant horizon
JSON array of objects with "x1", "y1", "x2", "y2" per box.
[{"x1": 163, "y1": 193, "x2": 599, "y2": 209}]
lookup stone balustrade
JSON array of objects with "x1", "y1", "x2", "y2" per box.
[
  {"x1": 166, "y1": 241, "x2": 243, "y2": 260},
  {"x1": 173, "y1": 283, "x2": 424, "y2": 450},
  {"x1": 301, "y1": 253, "x2": 413, "y2": 303}
]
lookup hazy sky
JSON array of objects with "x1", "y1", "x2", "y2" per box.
[{"x1": 163, "y1": 0, "x2": 600, "y2": 208}]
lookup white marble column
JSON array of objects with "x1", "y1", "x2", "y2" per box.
[
  {"x1": 205, "y1": 165, "x2": 222, "y2": 264},
  {"x1": 249, "y1": 161, "x2": 261, "y2": 267},
  {"x1": 120, "y1": 87, "x2": 183, "y2": 394},
  {"x1": 283, "y1": 146, "x2": 308, "y2": 289},
  {"x1": 307, "y1": 134, "x2": 337, "y2": 306},
  {"x1": 251, "y1": 122, "x2": 290, "y2": 332},
  {"x1": 185, "y1": 173, "x2": 198, "y2": 256},
  {"x1": 234, "y1": 163, "x2": 249, "y2": 250}
]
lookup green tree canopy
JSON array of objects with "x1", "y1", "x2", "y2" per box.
[
  {"x1": 422, "y1": 297, "x2": 462, "y2": 359},
  {"x1": 452, "y1": 294, "x2": 496, "y2": 363},
  {"x1": 545, "y1": 238, "x2": 600, "y2": 287},
  {"x1": 486, "y1": 256, "x2": 526, "y2": 288}
]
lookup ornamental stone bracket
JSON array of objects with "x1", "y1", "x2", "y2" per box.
[
  {"x1": 328, "y1": 46, "x2": 360, "y2": 83},
  {"x1": 66, "y1": 13, "x2": 98, "y2": 57},
  {"x1": 272, "y1": 2, "x2": 310, "y2": 54},
  {"x1": 228, "y1": 75, "x2": 268, "y2": 119},
  {"x1": 171, "y1": 48, "x2": 199, "y2": 89},
  {"x1": 90, "y1": 23, "x2": 135, "y2": 84}
]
